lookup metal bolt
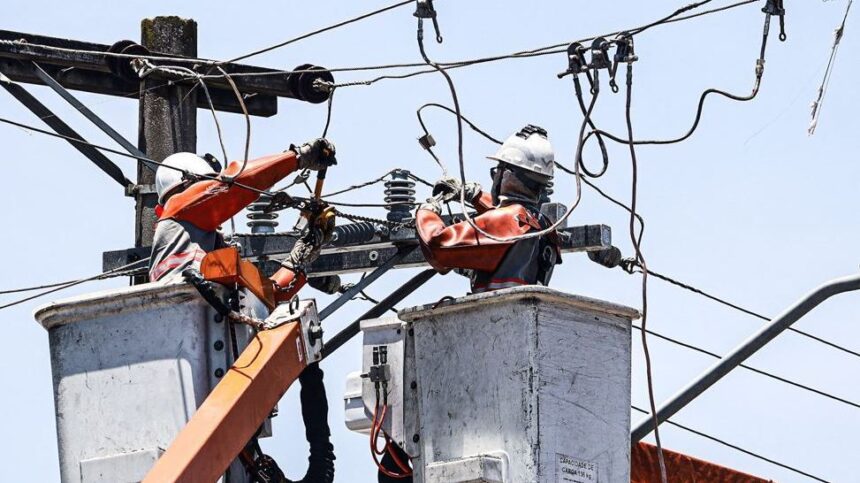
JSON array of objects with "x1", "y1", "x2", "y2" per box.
[
  {"x1": 412, "y1": 434, "x2": 420, "y2": 443},
  {"x1": 410, "y1": 381, "x2": 417, "y2": 390},
  {"x1": 214, "y1": 340, "x2": 224, "y2": 351},
  {"x1": 369, "y1": 251, "x2": 379, "y2": 261},
  {"x1": 214, "y1": 368, "x2": 225, "y2": 378},
  {"x1": 396, "y1": 328, "x2": 402, "y2": 335}
]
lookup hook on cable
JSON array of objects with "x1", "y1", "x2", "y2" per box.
[
  {"x1": 414, "y1": 0, "x2": 443, "y2": 43},
  {"x1": 762, "y1": 0, "x2": 787, "y2": 41}
]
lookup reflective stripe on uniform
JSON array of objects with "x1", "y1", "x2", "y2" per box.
[
  {"x1": 150, "y1": 248, "x2": 206, "y2": 281},
  {"x1": 472, "y1": 277, "x2": 528, "y2": 293}
]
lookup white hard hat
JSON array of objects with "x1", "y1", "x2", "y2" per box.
[
  {"x1": 155, "y1": 152, "x2": 217, "y2": 204},
  {"x1": 487, "y1": 125, "x2": 554, "y2": 181}
]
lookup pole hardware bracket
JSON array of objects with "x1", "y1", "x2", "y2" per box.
[
  {"x1": 414, "y1": 0, "x2": 443, "y2": 43},
  {"x1": 609, "y1": 33, "x2": 637, "y2": 93},
  {"x1": 125, "y1": 183, "x2": 157, "y2": 197},
  {"x1": 762, "y1": 0, "x2": 787, "y2": 41}
]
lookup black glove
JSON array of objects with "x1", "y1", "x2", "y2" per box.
[
  {"x1": 293, "y1": 138, "x2": 337, "y2": 171},
  {"x1": 281, "y1": 231, "x2": 323, "y2": 271},
  {"x1": 432, "y1": 177, "x2": 461, "y2": 202},
  {"x1": 308, "y1": 275, "x2": 342, "y2": 295},
  {"x1": 418, "y1": 197, "x2": 442, "y2": 214},
  {"x1": 463, "y1": 182, "x2": 482, "y2": 202}
]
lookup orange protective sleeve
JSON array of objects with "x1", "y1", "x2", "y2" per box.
[
  {"x1": 271, "y1": 266, "x2": 308, "y2": 303},
  {"x1": 160, "y1": 151, "x2": 300, "y2": 231},
  {"x1": 631, "y1": 442, "x2": 772, "y2": 483},
  {"x1": 415, "y1": 207, "x2": 527, "y2": 273},
  {"x1": 472, "y1": 190, "x2": 495, "y2": 214}
]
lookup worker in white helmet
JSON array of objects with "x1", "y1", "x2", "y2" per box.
[
  {"x1": 150, "y1": 139, "x2": 336, "y2": 304},
  {"x1": 416, "y1": 125, "x2": 561, "y2": 294}
]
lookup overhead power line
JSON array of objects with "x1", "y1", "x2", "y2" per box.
[
  {"x1": 634, "y1": 324, "x2": 860, "y2": 411},
  {"x1": 0, "y1": 258, "x2": 149, "y2": 311},
  {"x1": 225, "y1": 0, "x2": 414, "y2": 64},
  {"x1": 630, "y1": 405, "x2": 830, "y2": 482},
  {"x1": 642, "y1": 268, "x2": 860, "y2": 360},
  {"x1": 0, "y1": 0, "x2": 761, "y2": 89},
  {"x1": 809, "y1": 0, "x2": 853, "y2": 135}
]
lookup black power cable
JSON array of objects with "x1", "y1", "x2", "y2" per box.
[
  {"x1": 621, "y1": 55, "x2": 668, "y2": 483},
  {"x1": 583, "y1": 7, "x2": 772, "y2": 149},
  {"x1": 225, "y1": 0, "x2": 414, "y2": 64},
  {"x1": 634, "y1": 325, "x2": 860, "y2": 411}
]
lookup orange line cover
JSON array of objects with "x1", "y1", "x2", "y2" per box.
[
  {"x1": 632, "y1": 442, "x2": 772, "y2": 483},
  {"x1": 144, "y1": 321, "x2": 307, "y2": 483}
]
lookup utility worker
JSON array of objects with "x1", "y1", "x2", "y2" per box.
[
  {"x1": 416, "y1": 125, "x2": 561, "y2": 293},
  {"x1": 150, "y1": 138, "x2": 337, "y2": 302},
  {"x1": 151, "y1": 139, "x2": 338, "y2": 483}
]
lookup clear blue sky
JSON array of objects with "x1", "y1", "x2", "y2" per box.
[{"x1": 1, "y1": 1, "x2": 858, "y2": 481}]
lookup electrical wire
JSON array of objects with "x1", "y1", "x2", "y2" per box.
[
  {"x1": 569, "y1": 75, "x2": 611, "y2": 178},
  {"x1": 416, "y1": 14, "x2": 586, "y2": 244},
  {"x1": 322, "y1": 169, "x2": 396, "y2": 198},
  {"x1": 639, "y1": 267, "x2": 860, "y2": 359},
  {"x1": 633, "y1": 324, "x2": 860, "y2": 410},
  {"x1": 0, "y1": 0, "x2": 760, "y2": 90},
  {"x1": 621, "y1": 59, "x2": 668, "y2": 483},
  {"x1": 0, "y1": 116, "x2": 271, "y2": 197},
  {"x1": 216, "y1": 66, "x2": 251, "y2": 182},
  {"x1": 417, "y1": 102, "x2": 503, "y2": 145},
  {"x1": 630, "y1": 405, "x2": 830, "y2": 482},
  {"x1": 583, "y1": 9, "x2": 771, "y2": 148},
  {"x1": 321, "y1": 86, "x2": 336, "y2": 138},
  {"x1": 0, "y1": 258, "x2": 149, "y2": 311},
  {"x1": 404, "y1": 84, "x2": 860, "y2": 366},
  {"x1": 416, "y1": 102, "x2": 504, "y2": 175},
  {"x1": 809, "y1": 0, "x2": 853, "y2": 135},
  {"x1": 569, "y1": 168, "x2": 860, "y2": 361},
  {"x1": 224, "y1": 0, "x2": 414, "y2": 64},
  {"x1": 629, "y1": 0, "x2": 713, "y2": 36}
]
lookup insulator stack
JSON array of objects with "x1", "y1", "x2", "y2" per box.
[
  {"x1": 384, "y1": 169, "x2": 416, "y2": 223},
  {"x1": 246, "y1": 193, "x2": 279, "y2": 234},
  {"x1": 331, "y1": 222, "x2": 379, "y2": 245}
]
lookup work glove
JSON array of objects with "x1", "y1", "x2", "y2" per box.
[
  {"x1": 463, "y1": 181, "x2": 482, "y2": 202},
  {"x1": 308, "y1": 275, "x2": 342, "y2": 295},
  {"x1": 281, "y1": 230, "x2": 323, "y2": 272},
  {"x1": 432, "y1": 177, "x2": 461, "y2": 202},
  {"x1": 292, "y1": 138, "x2": 337, "y2": 171},
  {"x1": 418, "y1": 197, "x2": 443, "y2": 215}
]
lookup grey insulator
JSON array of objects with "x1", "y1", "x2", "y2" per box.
[
  {"x1": 247, "y1": 193, "x2": 279, "y2": 234},
  {"x1": 384, "y1": 170, "x2": 416, "y2": 223},
  {"x1": 331, "y1": 222, "x2": 379, "y2": 245}
]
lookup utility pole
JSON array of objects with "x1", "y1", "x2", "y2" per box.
[
  {"x1": 0, "y1": 22, "x2": 334, "y2": 284},
  {"x1": 135, "y1": 17, "x2": 198, "y2": 283}
]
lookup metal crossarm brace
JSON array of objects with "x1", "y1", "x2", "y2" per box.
[
  {"x1": 0, "y1": 68, "x2": 132, "y2": 189},
  {"x1": 0, "y1": 29, "x2": 334, "y2": 117},
  {"x1": 30, "y1": 61, "x2": 155, "y2": 174},
  {"x1": 322, "y1": 268, "x2": 437, "y2": 359},
  {"x1": 319, "y1": 245, "x2": 417, "y2": 320},
  {"x1": 103, "y1": 224, "x2": 613, "y2": 276}
]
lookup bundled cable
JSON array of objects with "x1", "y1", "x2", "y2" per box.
[{"x1": 582, "y1": 5, "x2": 775, "y2": 149}]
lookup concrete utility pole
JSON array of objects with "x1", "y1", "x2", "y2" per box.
[{"x1": 135, "y1": 17, "x2": 198, "y2": 266}]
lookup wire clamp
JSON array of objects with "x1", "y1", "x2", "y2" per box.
[
  {"x1": 557, "y1": 42, "x2": 588, "y2": 79},
  {"x1": 609, "y1": 33, "x2": 637, "y2": 93},
  {"x1": 762, "y1": 0, "x2": 787, "y2": 41},
  {"x1": 414, "y1": 0, "x2": 443, "y2": 43}
]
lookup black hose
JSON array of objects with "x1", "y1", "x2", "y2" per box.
[{"x1": 288, "y1": 363, "x2": 336, "y2": 483}]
